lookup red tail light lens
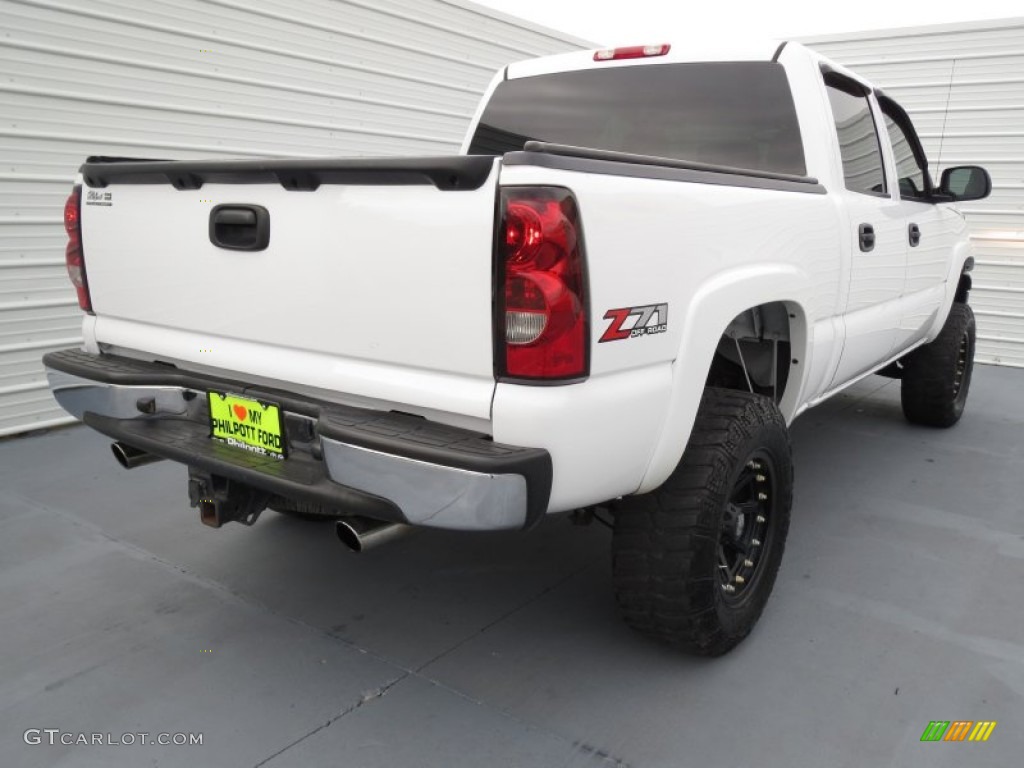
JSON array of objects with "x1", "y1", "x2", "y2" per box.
[
  {"x1": 64, "y1": 186, "x2": 92, "y2": 312},
  {"x1": 497, "y1": 188, "x2": 588, "y2": 381}
]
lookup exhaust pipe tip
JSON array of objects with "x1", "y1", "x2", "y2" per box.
[
  {"x1": 335, "y1": 516, "x2": 410, "y2": 554},
  {"x1": 111, "y1": 441, "x2": 164, "y2": 470},
  {"x1": 335, "y1": 519, "x2": 366, "y2": 553},
  {"x1": 110, "y1": 441, "x2": 132, "y2": 468}
]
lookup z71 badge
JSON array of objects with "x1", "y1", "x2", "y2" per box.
[{"x1": 599, "y1": 303, "x2": 668, "y2": 342}]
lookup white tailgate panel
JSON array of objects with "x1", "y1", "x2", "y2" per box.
[{"x1": 82, "y1": 178, "x2": 498, "y2": 384}]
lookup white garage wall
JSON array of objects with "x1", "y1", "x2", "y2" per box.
[
  {"x1": 804, "y1": 18, "x2": 1024, "y2": 368},
  {"x1": 0, "y1": 0, "x2": 591, "y2": 437}
]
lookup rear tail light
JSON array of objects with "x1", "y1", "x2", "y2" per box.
[
  {"x1": 64, "y1": 185, "x2": 92, "y2": 312},
  {"x1": 594, "y1": 44, "x2": 671, "y2": 62},
  {"x1": 496, "y1": 188, "x2": 588, "y2": 381}
]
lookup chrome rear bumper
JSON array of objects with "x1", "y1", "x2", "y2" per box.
[{"x1": 44, "y1": 350, "x2": 551, "y2": 531}]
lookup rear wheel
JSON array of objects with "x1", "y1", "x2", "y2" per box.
[
  {"x1": 612, "y1": 387, "x2": 793, "y2": 656},
  {"x1": 900, "y1": 303, "x2": 975, "y2": 428}
]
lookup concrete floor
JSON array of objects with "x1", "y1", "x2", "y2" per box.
[{"x1": 1, "y1": 366, "x2": 1021, "y2": 768}]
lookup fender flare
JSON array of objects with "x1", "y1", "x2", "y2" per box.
[
  {"x1": 923, "y1": 238, "x2": 975, "y2": 343},
  {"x1": 636, "y1": 263, "x2": 812, "y2": 494}
]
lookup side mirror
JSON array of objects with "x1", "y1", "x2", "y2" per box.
[{"x1": 938, "y1": 165, "x2": 991, "y2": 202}]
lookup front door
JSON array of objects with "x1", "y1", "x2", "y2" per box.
[{"x1": 877, "y1": 96, "x2": 956, "y2": 353}]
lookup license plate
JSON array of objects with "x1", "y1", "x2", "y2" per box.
[{"x1": 208, "y1": 392, "x2": 285, "y2": 458}]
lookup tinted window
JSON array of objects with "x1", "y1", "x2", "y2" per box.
[
  {"x1": 824, "y1": 77, "x2": 886, "y2": 195},
  {"x1": 469, "y1": 62, "x2": 806, "y2": 176},
  {"x1": 883, "y1": 112, "x2": 927, "y2": 200}
]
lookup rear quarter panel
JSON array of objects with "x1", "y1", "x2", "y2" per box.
[{"x1": 493, "y1": 163, "x2": 843, "y2": 510}]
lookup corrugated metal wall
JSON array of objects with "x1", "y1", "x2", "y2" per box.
[
  {"x1": 0, "y1": 0, "x2": 591, "y2": 437},
  {"x1": 805, "y1": 19, "x2": 1024, "y2": 368}
]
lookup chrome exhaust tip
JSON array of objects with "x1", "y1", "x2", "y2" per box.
[
  {"x1": 335, "y1": 516, "x2": 410, "y2": 553},
  {"x1": 111, "y1": 441, "x2": 164, "y2": 470}
]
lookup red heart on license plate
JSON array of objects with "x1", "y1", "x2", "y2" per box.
[{"x1": 233, "y1": 404, "x2": 248, "y2": 421}]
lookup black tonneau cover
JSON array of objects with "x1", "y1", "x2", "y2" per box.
[{"x1": 504, "y1": 142, "x2": 826, "y2": 195}]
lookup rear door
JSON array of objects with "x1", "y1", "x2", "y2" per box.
[{"x1": 824, "y1": 72, "x2": 907, "y2": 387}]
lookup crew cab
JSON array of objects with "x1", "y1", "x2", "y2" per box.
[{"x1": 44, "y1": 40, "x2": 991, "y2": 655}]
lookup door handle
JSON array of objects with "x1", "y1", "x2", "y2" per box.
[
  {"x1": 858, "y1": 223, "x2": 875, "y2": 252},
  {"x1": 908, "y1": 223, "x2": 921, "y2": 247},
  {"x1": 209, "y1": 204, "x2": 270, "y2": 251}
]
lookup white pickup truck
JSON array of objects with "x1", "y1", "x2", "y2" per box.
[{"x1": 45, "y1": 40, "x2": 991, "y2": 655}]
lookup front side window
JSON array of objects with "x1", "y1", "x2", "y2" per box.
[
  {"x1": 469, "y1": 62, "x2": 807, "y2": 177},
  {"x1": 824, "y1": 74, "x2": 887, "y2": 196},
  {"x1": 880, "y1": 100, "x2": 930, "y2": 200}
]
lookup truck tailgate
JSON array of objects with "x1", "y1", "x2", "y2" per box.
[{"x1": 79, "y1": 156, "x2": 499, "y2": 417}]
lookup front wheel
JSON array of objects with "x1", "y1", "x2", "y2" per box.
[
  {"x1": 612, "y1": 388, "x2": 793, "y2": 656},
  {"x1": 900, "y1": 303, "x2": 975, "y2": 428}
]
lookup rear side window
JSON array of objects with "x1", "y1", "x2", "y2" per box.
[
  {"x1": 469, "y1": 62, "x2": 807, "y2": 177},
  {"x1": 824, "y1": 75, "x2": 887, "y2": 196}
]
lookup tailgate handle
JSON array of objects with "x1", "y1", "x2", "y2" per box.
[{"x1": 210, "y1": 205, "x2": 270, "y2": 251}]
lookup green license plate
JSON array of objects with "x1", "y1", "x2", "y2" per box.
[{"x1": 208, "y1": 392, "x2": 285, "y2": 458}]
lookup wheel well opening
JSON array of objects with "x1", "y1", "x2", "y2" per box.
[
  {"x1": 706, "y1": 303, "x2": 794, "y2": 405},
  {"x1": 955, "y1": 272, "x2": 972, "y2": 304}
]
